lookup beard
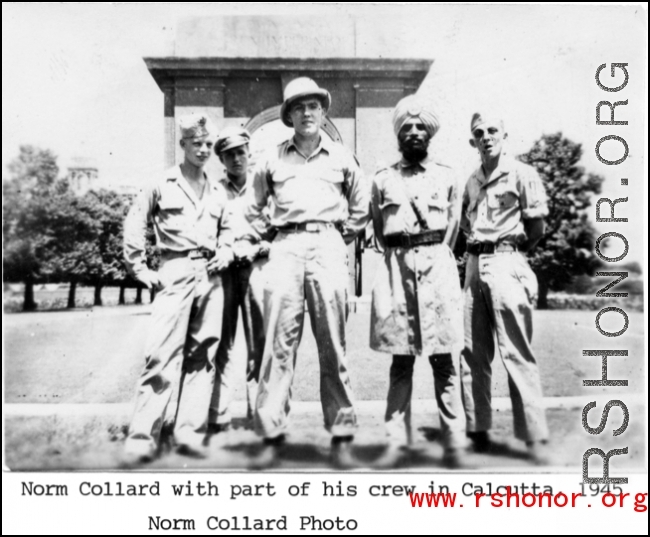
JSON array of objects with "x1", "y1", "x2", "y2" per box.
[{"x1": 399, "y1": 138, "x2": 429, "y2": 163}]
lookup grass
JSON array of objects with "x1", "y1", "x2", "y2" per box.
[
  {"x1": 4, "y1": 306, "x2": 645, "y2": 404},
  {"x1": 4, "y1": 303, "x2": 645, "y2": 470}
]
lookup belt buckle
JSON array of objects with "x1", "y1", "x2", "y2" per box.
[{"x1": 305, "y1": 223, "x2": 319, "y2": 232}]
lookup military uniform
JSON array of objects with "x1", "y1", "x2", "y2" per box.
[
  {"x1": 370, "y1": 156, "x2": 465, "y2": 448},
  {"x1": 209, "y1": 171, "x2": 273, "y2": 426},
  {"x1": 460, "y1": 156, "x2": 549, "y2": 442},
  {"x1": 244, "y1": 134, "x2": 369, "y2": 439},
  {"x1": 124, "y1": 164, "x2": 232, "y2": 456}
]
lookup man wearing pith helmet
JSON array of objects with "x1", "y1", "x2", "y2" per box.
[
  {"x1": 460, "y1": 112, "x2": 550, "y2": 463},
  {"x1": 123, "y1": 113, "x2": 234, "y2": 462},
  {"x1": 208, "y1": 126, "x2": 274, "y2": 434},
  {"x1": 243, "y1": 77, "x2": 370, "y2": 468},
  {"x1": 370, "y1": 94, "x2": 466, "y2": 468}
]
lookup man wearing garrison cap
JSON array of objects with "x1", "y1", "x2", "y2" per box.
[
  {"x1": 208, "y1": 127, "x2": 274, "y2": 435},
  {"x1": 460, "y1": 111, "x2": 550, "y2": 464},
  {"x1": 123, "y1": 112, "x2": 234, "y2": 462},
  {"x1": 370, "y1": 94, "x2": 466, "y2": 468},
  {"x1": 243, "y1": 77, "x2": 370, "y2": 468}
]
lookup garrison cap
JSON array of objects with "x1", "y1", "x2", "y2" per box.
[
  {"x1": 215, "y1": 127, "x2": 251, "y2": 155},
  {"x1": 178, "y1": 113, "x2": 216, "y2": 139}
]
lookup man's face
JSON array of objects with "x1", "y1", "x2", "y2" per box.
[
  {"x1": 288, "y1": 97, "x2": 324, "y2": 137},
  {"x1": 470, "y1": 119, "x2": 507, "y2": 160},
  {"x1": 398, "y1": 118, "x2": 431, "y2": 162},
  {"x1": 219, "y1": 144, "x2": 250, "y2": 179},
  {"x1": 180, "y1": 134, "x2": 214, "y2": 168}
]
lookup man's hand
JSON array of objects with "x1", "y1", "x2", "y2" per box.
[
  {"x1": 257, "y1": 240, "x2": 272, "y2": 258},
  {"x1": 232, "y1": 240, "x2": 260, "y2": 265},
  {"x1": 208, "y1": 246, "x2": 234, "y2": 274},
  {"x1": 136, "y1": 269, "x2": 163, "y2": 290}
]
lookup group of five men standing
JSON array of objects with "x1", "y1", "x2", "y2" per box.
[{"x1": 123, "y1": 76, "x2": 550, "y2": 469}]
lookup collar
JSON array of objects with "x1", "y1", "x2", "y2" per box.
[
  {"x1": 476, "y1": 155, "x2": 513, "y2": 187},
  {"x1": 286, "y1": 134, "x2": 332, "y2": 159},
  {"x1": 168, "y1": 164, "x2": 216, "y2": 205},
  {"x1": 398, "y1": 155, "x2": 431, "y2": 171},
  {"x1": 219, "y1": 173, "x2": 249, "y2": 196}
]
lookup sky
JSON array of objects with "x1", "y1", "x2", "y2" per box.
[{"x1": 2, "y1": 3, "x2": 647, "y2": 261}]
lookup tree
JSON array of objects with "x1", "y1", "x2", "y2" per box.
[
  {"x1": 3, "y1": 146, "x2": 94, "y2": 310},
  {"x1": 517, "y1": 133, "x2": 604, "y2": 308},
  {"x1": 77, "y1": 189, "x2": 131, "y2": 306}
]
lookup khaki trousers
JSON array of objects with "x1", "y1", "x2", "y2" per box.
[
  {"x1": 386, "y1": 353, "x2": 466, "y2": 449},
  {"x1": 460, "y1": 252, "x2": 549, "y2": 442},
  {"x1": 125, "y1": 255, "x2": 223, "y2": 456},
  {"x1": 254, "y1": 229, "x2": 358, "y2": 439},
  {"x1": 209, "y1": 258, "x2": 267, "y2": 425}
]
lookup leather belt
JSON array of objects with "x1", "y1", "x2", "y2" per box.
[
  {"x1": 467, "y1": 242, "x2": 518, "y2": 255},
  {"x1": 279, "y1": 221, "x2": 340, "y2": 232},
  {"x1": 187, "y1": 248, "x2": 214, "y2": 260},
  {"x1": 385, "y1": 230, "x2": 445, "y2": 249}
]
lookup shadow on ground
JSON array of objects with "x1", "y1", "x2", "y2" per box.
[{"x1": 5, "y1": 405, "x2": 646, "y2": 472}]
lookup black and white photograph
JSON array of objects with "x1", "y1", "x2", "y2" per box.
[{"x1": 3, "y1": 3, "x2": 647, "y2": 534}]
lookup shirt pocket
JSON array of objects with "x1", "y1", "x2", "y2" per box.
[
  {"x1": 270, "y1": 169, "x2": 298, "y2": 207},
  {"x1": 427, "y1": 194, "x2": 449, "y2": 213},
  {"x1": 157, "y1": 187, "x2": 186, "y2": 231},
  {"x1": 487, "y1": 187, "x2": 519, "y2": 210}
]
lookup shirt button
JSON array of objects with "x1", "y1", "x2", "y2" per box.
[{"x1": 414, "y1": 248, "x2": 420, "y2": 253}]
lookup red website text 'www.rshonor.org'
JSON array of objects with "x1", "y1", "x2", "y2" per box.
[{"x1": 408, "y1": 489, "x2": 648, "y2": 511}]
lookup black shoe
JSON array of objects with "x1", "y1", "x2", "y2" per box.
[
  {"x1": 467, "y1": 431, "x2": 491, "y2": 453},
  {"x1": 442, "y1": 447, "x2": 465, "y2": 469},
  {"x1": 207, "y1": 423, "x2": 231, "y2": 435},
  {"x1": 250, "y1": 435, "x2": 285, "y2": 470},
  {"x1": 330, "y1": 436, "x2": 357, "y2": 470},
  {"x1": 176, "y1": 443, "x2": 208, "y2": 459}
]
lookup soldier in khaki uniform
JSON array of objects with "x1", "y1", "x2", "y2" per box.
[
  {"x1": 370, "y1": 95, "x2": 466, "y2": 468},
  {"x1": 243, "y1": 78, "x2": 370, "y2": 468},
  {"x1": 208, "y1": 127, "x2": 273, "y2": 432},
  {"x1": 123, "y1": 114, "x2": 234, "y2": 461},
  {"x1": 460, "y1": 112, "x2": 549, "y2": 463}
]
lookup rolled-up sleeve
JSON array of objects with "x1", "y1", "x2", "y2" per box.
[
  {"x1": 123, "y1": 185, "x2": 157, "y2": 278},
  {"x1": 519, "y1": 167, "x2": 549, "y2": 219},
  {"x1": 340, "y1": 154, "x2": 371, "y2": 244}
]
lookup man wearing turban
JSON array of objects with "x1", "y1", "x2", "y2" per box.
[
  {"x1": 123, "y1": 112, "x2": 234, "y2": 462},
  {"x1": 370, "y1": 94, "x2": 466, "y2": 468}
]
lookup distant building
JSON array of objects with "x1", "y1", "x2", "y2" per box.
[{"x1": 67, "y1": 157, "x2": 98, "y2": 194}]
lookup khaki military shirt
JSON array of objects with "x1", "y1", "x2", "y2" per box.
[
  {"x1": 219, "y1": 172, "x2": 273, "y2": 243},
  {"x1": 244, "y1": 135, "x2": 370, "y2": 244},
  {"x1": 371, "y1": 157, "x2": 459, "y2": 247},
  {"x1": 124, "y1": 165, "x2": 232, "y2": 278},
  {"x1": 461, "y1": 157, "x2": 548, "y2": 245}
]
